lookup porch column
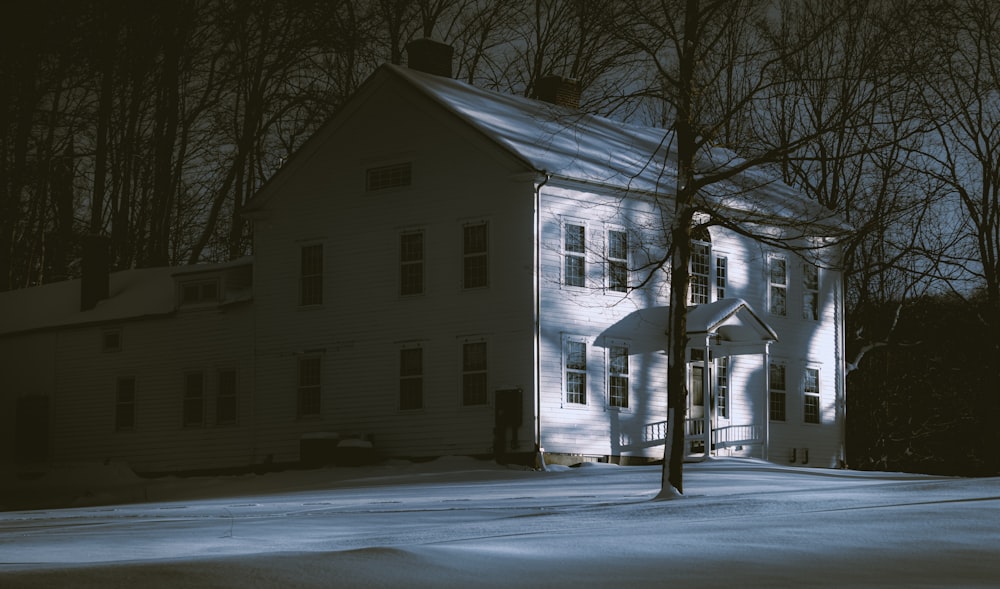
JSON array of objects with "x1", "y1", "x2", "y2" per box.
[
  {"x1": 762, "y1": 341, "x2": 771, "y2": 461},
  {"x1": 702, "y1": 335, "x2": 711, "y2": 456}
]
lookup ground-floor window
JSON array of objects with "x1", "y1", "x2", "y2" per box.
[
  {"x1": 400, "y1": 347, "x2": 423, "y2": 410},
  {"x1": 183, "y1": 372, "x2": 205, "y2": 427},
  {"x1": 297, "y1": 357, "x2": 322, "y2": 417},
  {"x1": 564, "y1": 337, "x2": 587, "y2": 405},
  {"x1": 608, "y1": 342, "x2": 629, "y2": 408},
  {"x1": 769, "y1": 362, "x2": 786, "y2": 421},
  {"x1": 462, "y1": 341, "x2": 487, "y2": 406},
  {"x1": 716, "y1": 356, "x2": 729, "y2": 419},
  {"x1": 216, "y1": 369, "x2": 238, "y2": 425},
  {"x1": 803, "y1": 367, "x2": 820, "y2": 424},
  {"x1": 115, "y1": 377, "x2": 135, "y2": 431}
]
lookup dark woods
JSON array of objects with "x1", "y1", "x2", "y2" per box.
[{"x1": 2, "y1": 0, "x2": 998, "y2": 475}]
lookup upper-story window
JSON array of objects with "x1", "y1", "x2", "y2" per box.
[
  {"x1": 768, "y1": 256, "x2": 787, "y2": 316},
  {"x1": 769, "y1": 361, "x2": 786, "y2": 421},
  {"x1": 180, "y1": 280, "x2": 218, "y2": 305},
  {"x1": 400, "y1": 231, "x2": 424, "y2": 295},
  {"x1": 803, "y1": 263, "x2": 819, "y2": 320},
  {"x1": 564, "y1": 223, "x2": 586, "y2": 288},
  {"x1": 608, "y1": 229, "x2": 628, "y2": 293},
  {"x1": 690, "y1": 242, "x2": 711, "y2": 304},
  {"x1": 300, "y1": 244, "x2": 323, "y2": 306},
  {"x1": 463, "y1": 222, "x2": 489, "y2": 289},
  {"x1": 715, "y1": 256, "x2": 728, "y2": 299},
  {"x1": 366, "y1": 162, "x2": 412, "y2": 191}
]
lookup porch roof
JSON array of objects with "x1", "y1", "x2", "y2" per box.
[{"x1": 686, "y1": 298, "x2": 778, "y2": 344}]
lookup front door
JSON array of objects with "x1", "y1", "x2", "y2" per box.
[{"x1": 689, "y1": 365, "x2": 705, "y2": 420}]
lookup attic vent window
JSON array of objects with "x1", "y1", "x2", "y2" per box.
[{"x1": 366, "y1": 163, "x2": 412, "y2": 191}]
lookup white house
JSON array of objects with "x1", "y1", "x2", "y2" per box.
[{"x1": 0, "y1": 40, "x2": 847, "y2": 473}]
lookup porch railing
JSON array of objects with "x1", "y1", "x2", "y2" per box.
[{"x1": 640, "y1": 419, "x2": 762, "y2": 452}]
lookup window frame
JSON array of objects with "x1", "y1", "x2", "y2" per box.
[
  {"x1": 607, "y1": 228, "x2": 629, "y2": 293},
  {"x1": 462, "y1": 221, "x2": 490, "y2": 289},
  {"x1": 690, "y1": 241, "x2": 711, "y2": 304},
  {"x1": 102, "y1": 328, "x2": 122, "y2": 353},
  {"x1": 607, "y1": 339, "x2": 630, "y2": 409},
  {"x1": 115, "y1": 376, "x2": 136, "y2": 432},
  {"x1": 297, "y1": 356, "x2": 322, "y2": 417},
  {"x1": 803, "y1": 367, "x2": 821, "y2": 424},
  {"x1": 715, "y1": 255, "x2": 728, "y2": 300},
  {"x1": 399, "y1": 346, "x2": 423, "y2": 411},
  {"x1": 769, "y1": 361, "x2": 787, "y2": 422},
  {"x1": 716, "y1": 356, "x2": 729, "y2": 419},
  {"x1": 365, "y1": 162, "x2": 412, "y2": 192},
  {"x1": 399, "y1": 230, "x2": 424, "y2": 296},
  {"x1": 182, "y1": 371, "x2": 205, "y2": 428},
  {"x1": 768, "y1": 255, "x2": 787, "y2": 316},
  {"x1": 563, "y1": 335, "x2": 588, "y2": 405},
  {"x1": 179, "y1": 279, "x2": 220, "y2": 306},
  {"x1": 299, "y1": 244, "x2": 324, "y2": 306},
  {"x1": 461, "y1": 339, "x2": 488, "y2": 406},
  {"x1": 216, "y1": 368, "x2": 238, "y2": 425},
  {"x1": 563, "y1": 222, "x2": 587, "y2": 288},
  {"x1": 803, "y1": 263, "x2": 819, "y2": 320}
]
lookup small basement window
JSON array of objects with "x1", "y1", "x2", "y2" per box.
[
  {"x1": 180, "y1": 280, "x2": 219, "y2": 305},
  {"x1": 366, "y1": 162, "x2": 412, "y2": 191}
]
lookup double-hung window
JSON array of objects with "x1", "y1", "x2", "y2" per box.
[
  {"x1": 690, "y1": 242, "x2": 711, "y2": 304},
  {"x1": 769, "y1": 256, "x2": 787, "y2": 316},
  {"x1": 216, "y1": 369, "x2": 238, "y2": 425},
  {"x1": 564, "y1": 338, "x2": 587, "y2": 404},
  {"x1": 300, "y1": 244, "x2": 323, "y2": 306},
  {"x1": 463, "y1": 222, "x2": 489, "y2": 288},
  {"x1": 608, "y1": 342, "x2": 629, "y2": 408},
  {"x1": 564, "y1": 224, "x2": 586, "y2": 287},
  {"x1": 715, "y1": 256, "x2": 728, "y2": 299},
  {"x1": 803, "y1": 263, "x2": 819, "y2": 320},
  {"x1": 115, "y1": 377, "x2": 135, "y2": 432},
  {"x1": 716, "y1": 356, "x2": 729, "y2": 419},
  {"x1": 400, "y1": 347, "x2": 423, "y2": 410},
  {"x1": 400, "y1": 231, "x2": 424, "y2": 295},
  {"x1": 769, "y1": 362, "x2": 786, "y2": 421},
  {"x1": 297, "y1": 357, "x2": 321, "y2": 417},
  {"x1": 462, "y1": 341, "x2": 488, "y2": 406},
  {"x1": 608, "y1": 230, "x2": 628, "y2": 293},
  {"x1": 183, "y1": 372, "x2": 205, "y2": 427},
  {"x1": 804, "y1": 368, "x2": 820, "y2": 424}
]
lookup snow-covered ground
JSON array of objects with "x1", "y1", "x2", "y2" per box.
[{"x1": 2, "y1": 457, "x2": 998, "y2": 588}]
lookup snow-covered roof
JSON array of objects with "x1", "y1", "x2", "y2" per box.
[
  {"x1": 389, "y1": 65, "x2": 847, "y2": 232},
  {"x1": 686, "y1": 298, "x2": 778, "y2": 343},
  {"x1": 0, "y1": 258, "x2": 253, "y2": 337}
]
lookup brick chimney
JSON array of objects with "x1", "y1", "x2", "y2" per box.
[
  {"x1": 80, "y1": 234, "x2": 110, "y2": 311},
  {"x1": 405, "y1": 38, "x2": 453, "y2": 77},
  {"x1": 533, "y1": 75, "x2": 581, "y2": 109}
]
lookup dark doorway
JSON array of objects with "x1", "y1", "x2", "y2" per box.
[
  {"x1": 493, "y1": 388, "x2": 522, "y2": 459},
  {"x1": 15, "y1": 395, "x2": 50, "y2": 464}
]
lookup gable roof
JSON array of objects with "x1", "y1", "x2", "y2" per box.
[
  {"x1": 245, "y1": 64, "x2": 847, "y2": 233},
  {"x1": 686, "y1": 298, "x2": 778, "y2": 343}
]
